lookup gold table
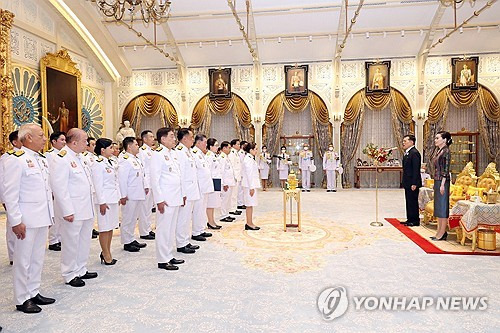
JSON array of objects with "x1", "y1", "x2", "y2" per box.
[{"x1": 283, "y1": 189, "x2": 301, "y2": 232}]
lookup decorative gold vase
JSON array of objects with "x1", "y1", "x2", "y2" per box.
[{"x1": 287, "y1": 170, "x2": 298, "y2": 190}]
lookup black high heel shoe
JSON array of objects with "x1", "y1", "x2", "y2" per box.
[
  {"x1": 245, "y1": 224, "x2": 260, "y2": 231},
  {"x1": 430, "y1": 232, "x2": 448, "y2": 241},
  {"x1": 207, "y1": 223, "x2": 222, "y2": 230},
  {"x1": 100, "y1": 252, "x2": 117, "y2": 265}
]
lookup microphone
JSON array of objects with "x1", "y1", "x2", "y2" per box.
[{"x1": 385, "y1": 147, "x2": 398, "y2": 152}]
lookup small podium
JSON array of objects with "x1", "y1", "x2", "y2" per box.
[{"x1": 283, "y1": 189, "x2": 301, "y2": 232}]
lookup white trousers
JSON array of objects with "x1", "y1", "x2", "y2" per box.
[
  {"x1": 220, "y1": 186, "x2": 234, "y2": 219},
  {"x1": 48, "y1": 218, "x2": 61, "y2": 245},
  {"x1": 176, "y1": 200, "x2": 195, "y2": 248},
  {"x1": 231, "y1": 180, "x2": 241, "y2": 209},
  {"x1": 120, "y1": 200, "x2": 143, "y2": 244},
  {"x1": 237, "y1": 182, "x2": 244, "y2": 206},
  {"x1": 302, "y1": 170, "x2": 311, "y2": 189},
  {"x1": 192, "y1": 193, "x2": 209, "y2": 236},
  {"x1": 59, "y1": 218, "x2": 93, "y2": 283},
  {"x1": 13, "y1": 226, "x2": 48, "y2": 305},
  {"x1": 138, "y1": 190, "x2": 154, "y2": 236},
  {"x1": 326, "y1": 170, "x2": 337, "y2": 190},
  {"x1": 6, "y1": 223, "x2": 16, "y2": 261},
  {"x1": 155, "y1": 206, "x2": 179, "y2": 263}
]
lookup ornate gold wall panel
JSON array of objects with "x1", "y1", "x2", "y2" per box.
[{"x1": 0, "y1": 9, "x2": 14, "y2": 153}]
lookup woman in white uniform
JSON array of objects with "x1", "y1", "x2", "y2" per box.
[
  {"x1": 258, "y1": 145, "x2": 271, "y2": 191},
  {"x1": 206, "y1": 138, "x2": 222, "y2": 230},
  {"x1": 277, "y1": 145, "x2": 290, "y2": 188},
  {"x1": 91, "y1": 138, "x2": 121, "y2": 265},
  {"x1": 241, "y1": 143, "x2": 261, "y2": 230}
]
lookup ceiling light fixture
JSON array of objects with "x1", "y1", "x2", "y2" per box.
[
  {"x1": 278, "y1": 37, "x2": 282, "y2": 43},
  {"x1": 401, "y1": 30, "x2": 405, "y2": 37},
  {"x1": 365, "y1": 32, "x2": 370, "y2": 39},
  {"x1": 383, "y1": 31, "x2": 387, "y2": 38},
  {"x1": 133, "y1": 45, "x2": 137, "y2": 51},
  {"x1": 477, "y1": 26, "x2": 481, "y2": 33},
  {"x1": 420, "y1": 29, "x2": 424, "y2": 36},
  {"x1": 215, "y1": 41, "x2": 218, "y2": 47},
  {"x1": 143, "y1": 45, "x2": 147, "y2": 50},
  {"x1": 459, "y1": 26, "x2": 464, "y2": 33},
  {"x1": 294, "y1": 36, "x2": 297, "y2": 43},
  {"x1": 309, "y1": 35, "x2": 312, "y2": 42},
  {"x1": 229, "y1": 39, "x2": 232, "y2": 46},
  {"x1": 90, "y1": 0, "x2": 172, "y2": 24},
  {"x1": 199, "y1": 42, "x2": 202, "y2": 48}
]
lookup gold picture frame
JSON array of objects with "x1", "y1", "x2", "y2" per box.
[{"x1": 40, "y1": 49, "x2": 82, "y2": 140}]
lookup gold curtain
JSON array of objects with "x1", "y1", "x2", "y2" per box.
[
  {"x1": 447, "y1": 88, "x2": 478, "y2": 108},
  {"x1": 363, "y1": 91, "x2": 392, "y2": 110},
  {"x1": 427, "y1": 88, "x2": 448, "y2": 124},
  {"x1": 265, "y1": 93, "x2": 285, "y2": 126},
  {"x1": 478, "y1": 86, "x2": 500, "y2": 122},
  {"x1": 122, "y1": 93, "x2": 178, "y2": 134},
  {"x1": 283, "y1": 94, "x2": 309, "y2": 113},
  {"x1": 391, "y1": 89, "x2": 413, "y2": 123},
  {"x1": 343, "y1": 92, "x2": 363, "y2": 125}
]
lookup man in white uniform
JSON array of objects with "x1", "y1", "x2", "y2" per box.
[
  {"x1": 118, "y1": 137, "x2": 148, "y2": 252},
  {"x1": 228, "y1": 139, "x2": 242, "y2": 216},
  {"x1": 236, "y1": 140, "x2": 248, "y2": 210},
  {"x1": 51, "y1": 128, "x2": 97, "y2": 288},
  {"x1": 0, "y1": 130, "x2": 23, "y2": 265},
  {"x1": 137, "y1": 130, "x2": 156, "y2": 240},
  {"x1": 323, "y1": 144, "x2": 340, "y2": 192},
  {"x1": 4, "y1": 124, "x2": 56, "y2": 313},
  {"x1": 299, "y1": 143, "x2": 314, "y2": 192},
  {"x1": 46, "y1": 131, "x2": 66, "y2": 251},
  {"x1": 82, "y1": 137, "x2": 99, "y2": 239},
  {"x1": 191, "y1": 134, "x2": 214, "y2": 241},
  {"x1": 150, "y1": 127, "x2": 185, "y2": 270},
  {"x1": 175, "y1": 128, "x2": 201, "y2": 254},
  {"x1": 219, "y1": 141, "x2": 236, "y2": 223}
]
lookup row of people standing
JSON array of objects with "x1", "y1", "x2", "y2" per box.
[{"x1": 0, "y1": 124, "x2": 263, "y2": 314}]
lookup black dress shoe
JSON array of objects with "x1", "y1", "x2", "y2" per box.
[
  {"x1": 245, "y1": 224, "x2": 260, "y2": 231},
  {"x1": 301, "y1": 189, "x2": 306, "y2": 192},
  {"x1": 332, "y1": 190, "x2": 337, "y2": 192},
  {"x1": 149, "y1": 231, "x2": 156, "y2": 237},
  {"x1": 124, "y1": 243, "x2": 140, "y2": 252},
  {"x1": 405, "y1": 223, "x2": 420, "y2": 227},
  {"x1": 10, "y1": 261, "x2": 13, "y2": 265},
  {"x1": 186, "y1": 243, "x2": 200, "y2": 250},
  {"x1": 92, "y1": 229, "x2": 99, "y2": 239},
  {"x1": 220, "y1": 217, "x2": 234, "y2": 222},
  {"x1": 152, "y1": 207, "x2": 156, "y2": 213},
  {"x1": 158, "y1": 263, "x2": 179, "y2": 270},
  {"x1": 201, "y1": 232, "x2": 212, "y2": 238},
  {"x1": 80, "y1": 271, "x2": 98, "y2": 279},
  {"x1": 230, "y1": 210, "x2": 242, "y2": 215},
  {"x1": 66, "y1": 277, "x2": 85, "y2": 287},
  {"x1": 31, "y1": 293, "x2": 55, "y2": 305},
  {"x1": 48, "y1": 243, "x2": 61, "y2": 251},
  {"x1": 237, "y1": 205, "x2": 246, "y2": 209},
  {"x1": 140, "y1": 234, "x2": 155, "y2": 240},
  {"x1": 191, "y1": 235, "x2": 206, "y2": 241},
  {"x1": 306, "y1": 190, "x2": 311, "y2": 192},
  {"x1": 169, "y1": 258, "x2": 185, "y2": 265},
  {"x1": 207, "y1": 223, "x2": 222, "y2": 229},
  {"x1": 177, "y1": 246, "x2": 196, "y2": 254},
  {"x1": 16, "y1": 299, "x2": 42, "y2": 313},
  {"x1": 131, "y1": 240, "x2": 147, "y2": 248}
]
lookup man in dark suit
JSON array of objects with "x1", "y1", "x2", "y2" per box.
[{"x1": 401, "y1": 134, "x2": 421, "y2": 226}]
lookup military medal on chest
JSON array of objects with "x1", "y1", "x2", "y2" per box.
[
  {"x1": 70, "y1": 161, "x2": 77, "y2": 168},
  {"x1": 26, "y1": 159, "x2": 35, "y2": 168}
]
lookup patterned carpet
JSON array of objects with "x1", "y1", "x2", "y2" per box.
[{"x1": 0, "y1": 189, "x2": 499, "y2": 332}]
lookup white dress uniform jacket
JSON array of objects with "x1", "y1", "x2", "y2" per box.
[
  {"x1": 323, "y1": 150, "x2": 340, "y2": 191},
  {"x1": 137, "y1": 144, "x2": 154, "y2": 236},
  {"x1": 206, "y1": 150, "x2": 222, "y2": 208},
  {"x1": 118, "y1": 153, "x2": 146, "y2": 201},
  {"x1": 277, "y1": 152, "x2": 290, "y2": 180},
  {"x1": 0, "y1": 148, "x2": 20, "y2": 262},
  {"x1": 176, "y1": 143, "x2": 201, "y2": 201},
  {"x1": 257, "y1": 152, "x2": 272, "y2": 180},
  {"x1": 241, "y1": 153, "x2": 261, "y2": 207},
  {"x1": 46, "y1": 147, "x2": 62, "y2": 246},
  {"x1": 192, "y1": 148, "x2": 214, "y2": 195},
  {"x1": 92, "y1": 156, "x2": 121, "y2": 205}
]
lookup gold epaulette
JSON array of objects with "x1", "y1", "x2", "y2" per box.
[
  {"x1": 123, "y1": 153, "x2": 129, "y2": 159},
  {"x1": 14, "y1": 150, "x2": 25, "y2": 157},
  {"x1": 47, "y1": 148, "x2": 54, "y2": 153},
  {"x1": 192, "y1": 149, "x2": 198, "y2": 154},
  {"x1": 155, "y1": 146, "x2": 163, "y2": 152},
  {"x1": 176, "y1": 146, "x2": 183, "y2": 150},
  {"x1": 6, "y1": 149, "x2": 14, "y2": 155},
  {"x1": 96, "y1": 156, "x2": 103, "y2": 162},
  {"x1": 140, "y1": 146, "x2": 146, "y2": 150},
  {"x1": 57, "y1": 150, "x2": 67, "y2": 158},
  {"x1": 38, "y1": 152, "x2": 46, "y2": 158}
]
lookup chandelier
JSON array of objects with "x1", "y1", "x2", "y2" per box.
[
  {"x1": 90, "y1": 0, "x2": 172, "y2": 23},
  {"x1": 440, "y1": 0, "x2": 475, "y2": 8}
]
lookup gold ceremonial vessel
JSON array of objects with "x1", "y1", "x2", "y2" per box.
[
  {"x1": 477, "y1": 229, "x2": 496, "y2": 251},
  {"x1": 287, "y1": 170, "x2": 298, "y2": 190}
]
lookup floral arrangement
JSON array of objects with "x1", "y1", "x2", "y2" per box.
[{"x1": 362, "y1": 143, "x2": 393, "y2": 164}]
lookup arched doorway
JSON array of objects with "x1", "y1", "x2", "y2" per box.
[
  {"x1": 190, "y1": 93, "x2": 254, "y2": 142},
  {"x1": 122, "y1": 93, "x2": 178, "y2": 139},
  {"x1": 424, "y1": 85, "x2": 499, "y2": 178},
  {"x1": 340, "y1": 88, "x2": 414, "y2": 188},
  {"x1": 263, "y1": 90, "x2": 332, "y2": 188}
]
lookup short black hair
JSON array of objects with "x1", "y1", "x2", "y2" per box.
[
  {"x1": 8, "y1": 130, "x2": 19, "y2": 144},
  {"x1": 437, "y1": 131, "x2": 453, "y2": 146},
  {"x1": 87, "y1": 137, "x2": 96, "y2": 146},
  {"x1": 94, "y1": 138, "x2": 113, "y2": 155},
  {"x1": 220, "y1": 141, "x2": 230, "y2": 150},
  {"x1": 177, "y1": 128, "x2": 191, "y2": 141},
  {"x1": 141, "y1": 130, "x2": 152, "y2": 140},
  {"x1": 122, "y1": 136, "x2": 136, "y2": 151},
  {"x1": 207, "y1": 138, "x2": 217, "y2": 150},
  {"x1": 156, "y1": 127, "x2": 173, "y2": 144},
  {"x1": 404, "y1": 134, "x2": 416, "y2": 144},
  {"x1": 50, "y1": 131, "x2": 66, "y2": 143},
  {"x1": 281, "y1": 145, "x2": 286, "y2": 150},
  {"x1": 262, "y1": 145, "x2": 267, "y2": 149},
  {"x1": 243, "y1": 142, "x2": 256, "y2": 154},
  {"x1": 194, "y1": 133, "x2": 207, "y2": 144},
  {"x1": 230, "y1": 139, "x2": 240, "y2": 147}
]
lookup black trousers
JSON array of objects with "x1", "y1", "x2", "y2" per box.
[{"x1": 404, "y1": 186, "x2": 420, "y2": 223}]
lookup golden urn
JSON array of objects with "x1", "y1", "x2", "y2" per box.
[{"x1": 287, "y1": 170, "x2": 298, "y2": 190}]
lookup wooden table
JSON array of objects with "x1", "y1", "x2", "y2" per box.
[
  {"x1": 354, "y1": 166, "x2": 403, "y2": 189},
  {"x1": 283, "y1": 189, "x2": 301, "y2": 232}
]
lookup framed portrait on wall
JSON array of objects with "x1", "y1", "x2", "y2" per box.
[
  {"x1": 285, "y1": 64, "x2": 308, "y2": 97},
  {"x1": 365, "y1": 60, "x2": 391, "y2": 94},
  {"x1": 451, "y1": 56, "x2": 478, "y2": 91},
  {"x1": 209, "y1": 68, "x2": 232, "y2": 99},
  {"x1": 41, "y1": 50, "x2": 82, "y2": 138}
]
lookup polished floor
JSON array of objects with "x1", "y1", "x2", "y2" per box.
[{"x1": 0, "y1": 188, "x2": 498, "y2": 332}]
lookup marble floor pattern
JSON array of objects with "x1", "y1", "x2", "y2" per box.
[{"x1": 0, "y1": 189, "x2": 499, "y2": 332}]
